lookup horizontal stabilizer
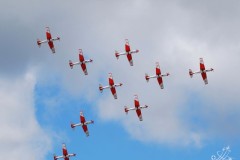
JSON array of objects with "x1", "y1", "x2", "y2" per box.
[
  {"x1": 189, "y1": 69, "x2": 193, "y2": 78},
  {"x1": 145, "y1": 73, "x2": 149, "y2": 82},
  {"x1": 115, "y1": 51, "x2": 120, "y2": 59},
  {"x1": 69, "y1": 60, "x2": 73, "y2": 69},
  {"x1": 37, "y1": 39, "x2": 41, "y2": 47},
  {"x1": 99, "y1": 84, "x2": 103, "y2": 92},
  {"x1": 124, "y1": 107, "x2": 129, "y2": 114},
  {"x1": 70, "y1": 123, "x2": 75, "y2": 129}
]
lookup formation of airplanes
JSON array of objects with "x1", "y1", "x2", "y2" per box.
[
  {"x1": 71, "y1": 111, "x2": 94, "y2": 136},
  {"x1": 37, "y1": 27, "x2": 215, "y2": 159}
]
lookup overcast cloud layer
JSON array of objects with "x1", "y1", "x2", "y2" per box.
[{"x1": 1, "y1": 0, "x2": 240, "y2": 158}]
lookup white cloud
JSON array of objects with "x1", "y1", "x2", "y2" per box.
[
  {"x1": 0, "y1": 71, "x2": 51, "y2": 159},
  {"x1": 1, "y1": 0, "x2": 240, "y2": 148},
  {"x1": 90, "y1": 1, "x2": 240, "y2": 146}
]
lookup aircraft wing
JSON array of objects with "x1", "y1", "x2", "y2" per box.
[
  {"x1": 201, "y1": 72, "x2": 208, "y2": 84},
  {"x1": 80, "y1": 112, "x2": 86, "y2": 124},
  {"x1": 125, "y1": 39, "x2": 131, "y2": 52},
  {"x1": 81, "y1": 63, "x2": 88, "y2": 75},
  {"x1": 134, "y1": 95, "x2": 140, "y2": 108},
  {"x1": 136, "y1": 109, "x2": 143, "y2": 121},
  {"x1": 79, "y1": 52, "x2": 84, "y2": 62},
  {"x1": 127, "y1": 54, "x2": 133, "y2": 66},
  {"x1": 156, "y1": 62, "x2": 161, "y2": 75},
  {"x1": 200, "y1": 58, "x2": 205, "y2": 70},
  {"x1": 110, "y1": 87, "x2": 117, "y2": 99},
  {"x1": 82, "y1": 125, "x2": 89, "y2": 136},
  {"x1": 46, "y1": 27, "x2": 52, "y2": 40},
  {"x1": 48, "y1": 41, "x2": 55, "y2": 53},
  {"x1": 64, "y1": 157, "x2": 70, "y2": 160},
  {"x1": 157, "y1": 77, "x2": 164, "y2": 89},
  {"x1": 108, "y1": 73, "x2": 114, "y2": 86},
  {"x1": 62, "y1": 144, "x2": 68, "y2": 157}
]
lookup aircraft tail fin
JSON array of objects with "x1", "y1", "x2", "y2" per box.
[
  {"x1": 145, "y1": 73, "x2": 150, "y2": 82},
  {"x1": 99, "y1": 84, "x2": 103, "y2": 92},
  {"x1": 70, "y1": 122, "x2": 75, "y2": 129},
  {"x1": 124, "y1": 106, "x2": 129, "y2": 114},
  {"x1": 189, "y1": 69, "x2": 193, "y2": 78},
  {"x1": 53, "y1": 154, "x2": 57, "y2": 160},
  {"x1": 37, "y1": 39, "x2": 41, "y2": 47},
  {"x1": 115, "y1": 51, "x2": 120, "y2": 59},
  {"x1": 69, "y1": 60, "x2": 73, "y2": 69}
]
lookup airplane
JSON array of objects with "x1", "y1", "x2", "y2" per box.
[
  {"x1": 37, "y1": 27, "x2": 60, "y2": 53},
  {"x1": 189, "y1": 58, "x2": 214, "y2": 85},
  {"x1": 69, "y1": 49, "x2": 93, "y2": 75},
  {"x1": 124, "y1": 95, "x2": 148, "y2": 121},
  {"x1": 53, "y1": 143, "x2": 76, "y2": 160},
  {"x1": 99, "y1": 73, "x2": 123, "y2": 99},
  {"x1": 115, "y1": 39, "x2": 139, "y2": 66},
  {"x1": 145, "y1": 62, "x2": 170, "y2": 89},
  {"x1": 70, "y1": 111, "x2": 94, "y2": 137}
]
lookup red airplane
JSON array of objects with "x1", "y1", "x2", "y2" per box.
[
  {"x1": 189, "y1": 58, "x2": 214, "y2": 85},
  {"x1": 71, "y1": 111, "x2": 94, "y2": 137},
  {"x1": 115, "y1": 39, "x2": 139, "y2": 66},
  {"x1": 37, "y1": 27, "x2": 60, "y2": 53},
  {"x1": 145, "y1": 62, "x2": 170, "y2": 89},
  {"x1": 54, "y1": 143, "x2": 76, "y2": 160},
  {"x1": 124, "y1": 95, "x2": 148, "y2": 121},
  {"x1": 99, "y1": 73, "x2": 123, "y2": 99},
  {"x1": 69, "y1": 49, "x2": 93, "y2": 75}
]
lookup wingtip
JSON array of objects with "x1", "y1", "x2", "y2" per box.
[{"x1": 51, "y1": 48, "x2": 56, "y2": 54}]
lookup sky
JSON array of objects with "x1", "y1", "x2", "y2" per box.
[{"x1": 0, "y1": 0, "x2": 240, "y2": 159}]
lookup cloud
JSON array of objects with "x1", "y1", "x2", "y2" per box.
[
  {"x1": 89, "y1": 1, "x2": 240, "y2": 146},
  {"x1": 1, "y1": 0, "x2": 240, "y2": 149},
  {"x1": 0, "y1": 70, "x2": 51, "y2": 159}
]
